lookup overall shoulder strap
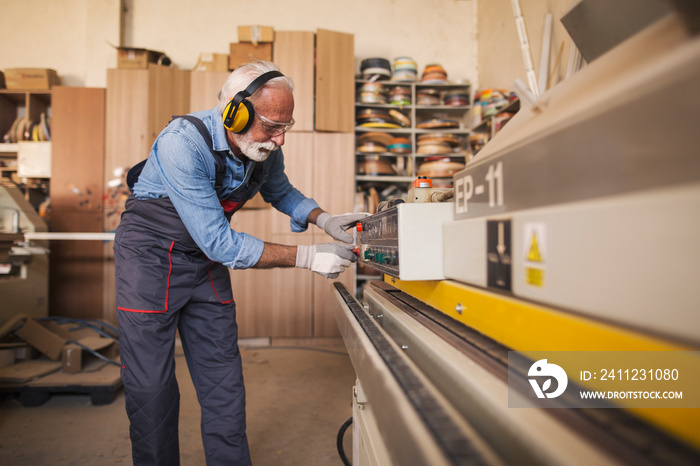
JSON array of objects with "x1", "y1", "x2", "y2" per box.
[
  {"x1": 172, "y1": 115, "x2": 228, "y2": 191},
  {"x1": 127, "y1": 115, "x2": 228, "y2": 192},
  {"x1": 173, "y1": 115, "x2": 213, "y2": 148}
]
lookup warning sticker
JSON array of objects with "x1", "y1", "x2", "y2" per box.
[{"x1": 523, "y1": 223, "x2": 546, "y2": 287}]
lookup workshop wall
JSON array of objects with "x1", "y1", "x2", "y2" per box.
[
  {"x1": 0, "y1": 0, "x2": 121, "y2": 88},
  {"x1": 0, "y1": 0, "x2": 580, "y2": 93},
  {"x1": 0, "y1": 0, "x2": 478, "y2": 87},
  {"x1": 478, "y1": 0, "x2": 575, "y2": 92}
]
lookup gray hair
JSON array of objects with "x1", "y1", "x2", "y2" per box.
[{"x1": 217, "y1": 60, "x2": 294, "y2": 115}]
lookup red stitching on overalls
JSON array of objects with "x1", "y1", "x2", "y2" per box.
[
  {"x1": 165, "y1": 240, "x2": 174, "y2": 310},
  {"x1": 209, "y1": 261, "x2": 234, "y2": 304},
  {"x1": 116, "y1": 241, "x2": 175, "y2": 313},
  {"x1": 117, "y1": 307, "x2": 167, "y2": 313}
]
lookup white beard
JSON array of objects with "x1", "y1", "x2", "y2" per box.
[{"x1": 233, "y1": 131, "x2": 278, "y2": 162}]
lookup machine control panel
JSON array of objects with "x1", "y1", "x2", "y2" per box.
[{"x1": 357, "y1": 203, "x2": 454, "y2": 281}]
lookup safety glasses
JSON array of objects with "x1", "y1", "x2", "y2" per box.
[{"x1": 256, "y1": 113, "x2": 295, "y2": 137}]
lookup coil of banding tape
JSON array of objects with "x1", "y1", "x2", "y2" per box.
[
  {"x1": 443, "y1": 90, "x2": 470, "y2": 106},
  {"x1": 357, "y1": 131, "x2": 393, "y2": 146},
  {"x1": 388, "y1": 109, "x2": 411, "y2": 127},
  {"x1": 416, "y1": 87, "x2": 441, "y2": 105},
  {"x1": 418, "y1": 132, "x2": 461, "y2": 147},
  {"x1": 387, "y1": 137, "x2": 412, "y2": 154},
  {"x1": 361, "y1": 82, "x2": 387, "y2": 92},
  {"x1": 421, "y1": 63, "x2": 448, "y2": 83},
  {"x1": 417, "y1": 157, "x2": 466, "y2": 178},
  {"x1": 357, "y1": 141, "x2": 387, "y2": 153},
  {"x1": 389, "y1": 86, "x2": 412, "y2": 105},
  {"x1": 360, "y1": 57, "x2": 392, "y2": 80},
  {"x1": 393, "y1": 56, "x2": 417, "y2": 71},
  {"x1": 417, "y1": 142, "x2": 453, "y2": 155},
  {"x1": 358, "y1": 92, "x2": 387, "y2": 104},
  {"x1": 416, "y1": 118, "x2": 460, "y2": 130},
  {"x1": 392, "y1": 56, "x2": 418, "y2": 82},
  {"x1": 357, "y1": 154, "x2": 396, "y2": 176},
  {"x1": 361, "y1": 57, "x2": 391, "y2": 72}
]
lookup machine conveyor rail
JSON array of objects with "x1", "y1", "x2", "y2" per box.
[
  {"x1": 339, "y1": 280, "x2": 700, "y2": 465},
  {"x1": 369, "y1": 282, "x2": 700, "y2": 465},
  {"x1": 334, "y1": 282, "x2": 491, "y2": 465}
]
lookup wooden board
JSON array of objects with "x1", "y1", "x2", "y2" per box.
[
  {"x1": 104, "y1": 68, "x2": 149, "y2": 231},
  {"x1": 311, "y1": 132, "x2": 356, "y2": 336},
  {"x1": 147, "y1": 64, "x2": 190, "y2": 144},
  {"x1": 273, "y1": 31, "x2": 315, "y2": 132},
  {"x1": 50, "y1": 86, "x2": 106, "y2": 211},
  {"x1": 0, "y1": 359, "x2": 123, "y2": 406},
  {"x1": 230, "y1": 267, "x2": 275, "y2": 337},
  {"x1": 315, "y1": 29, "x2": 355, "y2": 132},
  {"x1": 102, "y1": 241, "x2": 116, "y2": 325},
  {"x1": 105, "y1": 68, "x2": 149, "y2": 178},
  {"x1": 190, "y1": 70, "x2": 229, "y2": 113},
  {"x1": 48, "y1": 210, "x2": 106, "y2": 320},
  {"x1": 104, "y1": 65, "x2": 190, "y2": 232},
  {"x1": 269, "y1": 131, "x2": 315, "y2": 236},
  {"x1": 26, "y1": 359, "x2": 121, "y2": 387},
  {"x1": 313, "y1": 268, "x2": 354, "y2": 337},
  {"x1": 270, "y1": 233, "x2": 314, "y2": 338},
  {"x1": 0, "y1": 360, "x2": 61, "y2": 383},
  {"x1": 312, "y1": 132, "x2": 355, "y2": 222}
]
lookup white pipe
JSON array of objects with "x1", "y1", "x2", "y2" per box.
[
  {"x1": 538, "y1": 14, "x2": 553, "y2": 95},
  {"x1": 24, "y1": 232, "x2": 116, "y2": 241},
  {"x1": 511, "y1": 0, "x2": 539, "y2": 97}
]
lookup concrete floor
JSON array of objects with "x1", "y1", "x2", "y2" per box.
[{"x1": 0, "y1": 340, "x2": 356, "y2": 465}]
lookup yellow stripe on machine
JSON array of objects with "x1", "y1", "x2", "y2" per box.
[{"x1": 385, "y1": 276, "x2": 700, "y2": 449}]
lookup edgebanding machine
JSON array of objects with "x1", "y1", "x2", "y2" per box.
[{"x1": 333, "y1": 12, "x2": 700, "y2": 466}]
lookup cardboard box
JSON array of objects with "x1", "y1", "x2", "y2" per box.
[
  {"x1": 229, "y1": 43, "x2": 273, "y2": 70},
  {"x1": 238, "y1": 25, "x2": 274, "y2": 44},
  {"x1": 193, "y1": 53, "x2": 230, "y2": 72},
  {"x1": 117, "y1": 47, "x2": 170, "y2": 69},
  {"x1": 14, "y1": 318, "x2": 71, "y2": 361},
  {"x1": 12, "y1": 318, "x2": 120, "y2": 374},
  {"x1": 62, "y1": 336, "x2": 119, "y2": 374},
  {"x1": 0, "y1": 348, "x2": 15, "y2": 368},
  {"x1": 4, "y1": 68, "x2": 60, "y2": 90},
  {"x1": 17, "y1": 141, "x2": 52, "y2": 178}
]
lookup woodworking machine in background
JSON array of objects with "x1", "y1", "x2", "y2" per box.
[{"x1": 0, "y1": 186, "x2": 49, "y2": 325}]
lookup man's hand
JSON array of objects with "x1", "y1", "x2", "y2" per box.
[
  {"x1": 295, "y1": 243, "x2": 358, "y2": 279},
  {"x1": 316, "y1": 212, "x2": 370, "y2": 243}
]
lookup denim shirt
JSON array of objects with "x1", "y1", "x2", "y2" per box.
[{"x1": 131, "y1": 107, "x2": 319, "y2": 269}]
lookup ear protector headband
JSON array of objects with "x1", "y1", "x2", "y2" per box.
[{"x1": 222, "y1": 70, "x2": 284, "y2": 134}]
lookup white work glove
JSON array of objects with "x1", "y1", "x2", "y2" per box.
[
  {"x1": 316, "y1": 212, "x2": 370, "y2": 243},
  {"x1": 296, "y1": 243, "x2": 358, "y2": 279}
]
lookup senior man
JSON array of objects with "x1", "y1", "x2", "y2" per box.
[{"x1": 114, "y1": 59, "x2": 364, "y2": 465}]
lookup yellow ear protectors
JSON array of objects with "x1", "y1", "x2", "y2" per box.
[{"x1": 222, "y1": 70, "x2": 284, "y2": 133}]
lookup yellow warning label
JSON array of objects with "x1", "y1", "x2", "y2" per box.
[
  {"x1": 526, "y1": 267, "x2": 544, "y2": 287},
  {"x1": 527, "y1": 233, "x2": 542, "y2": 263}
]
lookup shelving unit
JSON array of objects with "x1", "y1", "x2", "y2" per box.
[
  {"x1": 354, "y1": 80, "x2": 472, "y2": 213},
  {"x1": 0, "y1": 89, "x2": 52, "y2": 208},
  {"x1": 354, "y1": 79, "x2": 472, "y2": 292},
  {"x1": 469, "y1": 98, "x2": 520, "y2": 158},
  {"x1": 0, "y1": 143, "x2": 19, "y2": 174}
]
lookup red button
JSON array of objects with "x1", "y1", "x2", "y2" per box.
[{"x1": 356, "y1": 222, "x2": 363, "y2": 232}]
